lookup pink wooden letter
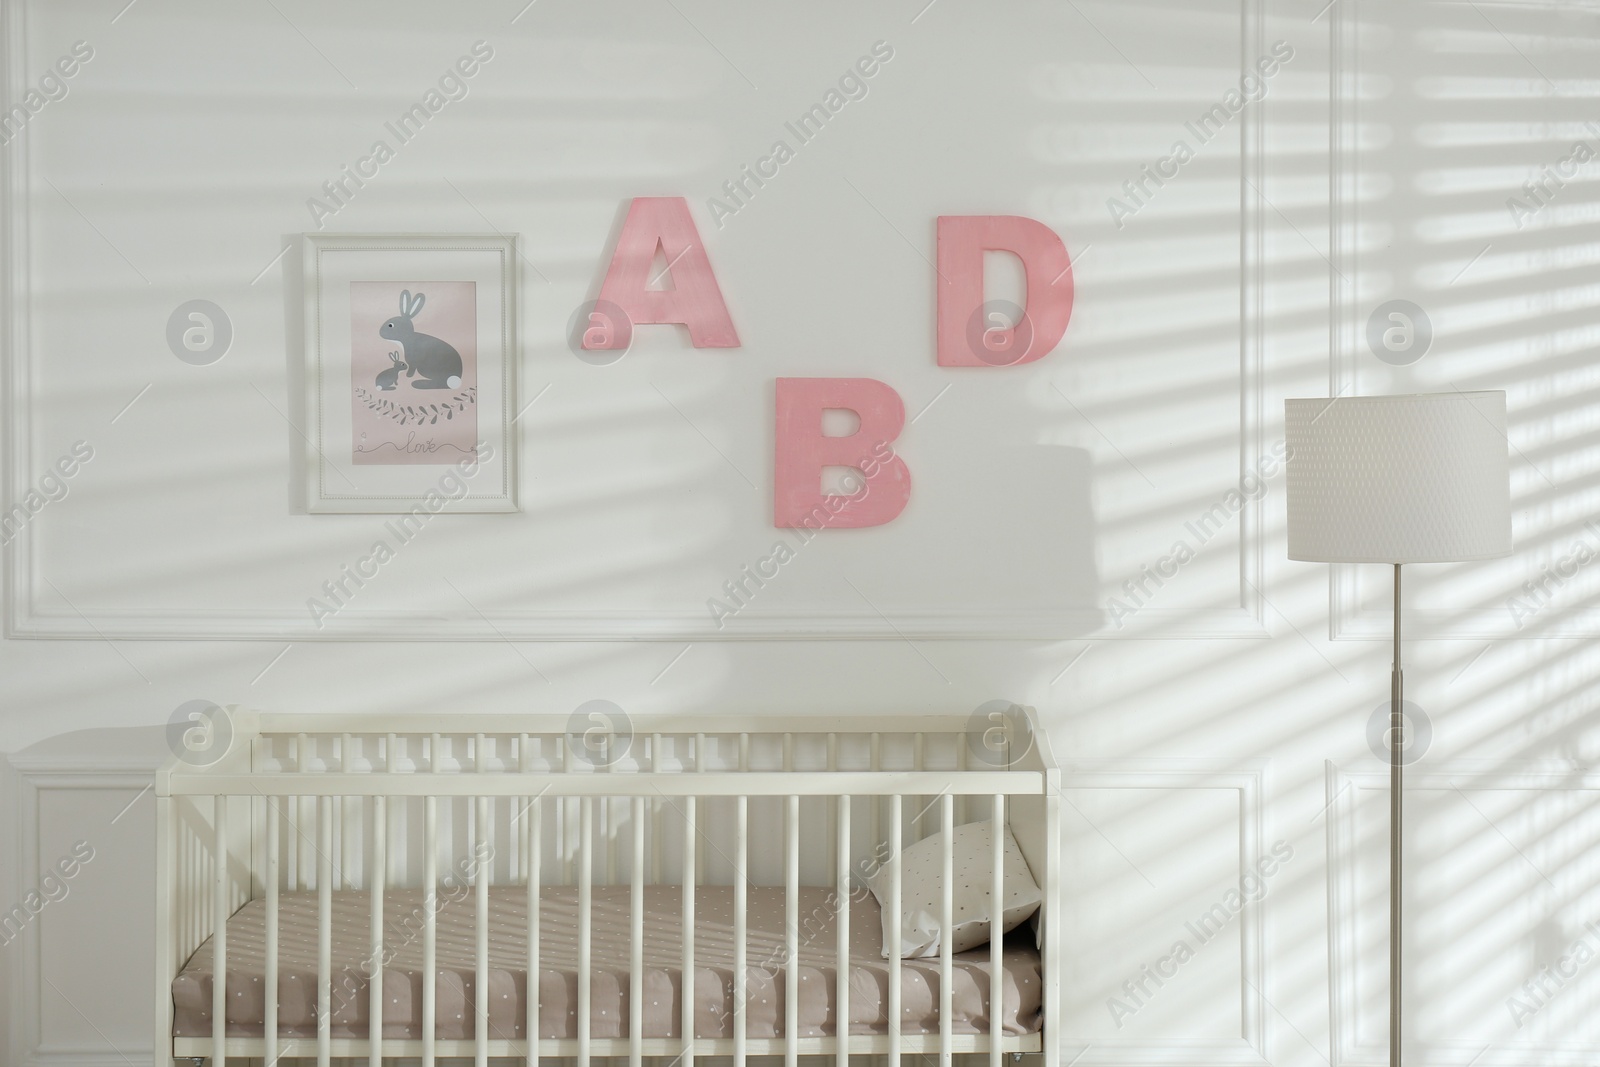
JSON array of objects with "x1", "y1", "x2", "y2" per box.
[
  {"x1": 587, "y1": 197, "x2": 740, "y2": 349},
  {"x1": 935, "y1": 215, "x2": 1074, "y2": 367},
  {"x1": 774, "y1": 378, "x2": 911, "y2": 529}
]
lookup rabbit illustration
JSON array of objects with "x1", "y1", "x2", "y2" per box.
[
  {"x1": 379, "y1": 290, "x2": 463, "y2": 390},
  {"x1": 374, "y1": 352, "x2": 404, "y2": 391}
]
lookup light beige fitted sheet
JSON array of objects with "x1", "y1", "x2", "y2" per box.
[{"x1": 172, "y1": 885, "x2": 1042, "y2": 1041}]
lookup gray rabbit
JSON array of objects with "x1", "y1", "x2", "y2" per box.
[
  {"x1": 374, "y1": 351, "x2": 404, "y2": 391},
  {"x1": 379, "y1": 290, "x2": 463, "y2": 390}
]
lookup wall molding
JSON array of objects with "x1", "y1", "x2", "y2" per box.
[
  {"x1": 3, "y1": 752, "x2": 161, "y2": 1067},
  {"x1": 5, "y1": 605, "x2": 1266, "y2": 642},
  {"x1": 1323, "y1": 0, "x2": 1576, "y2": 643},
  {"x1": 1060, "y1": 758, "x2": 1271, "y2": 1067},
  {"x1": 0, "y1": 0, "x2": 1271, "y2": 643},
  {"x1": 1324, "y1": 759, "x2": 1600, "y2": 1067}
]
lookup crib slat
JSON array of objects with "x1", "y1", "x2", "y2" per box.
[
  {"x1": 527, "y1": 793, "x2": 542, "y2": 1067},
  {"x1": 212, "y1": 794, "x2": 227, "y2": 1067},
  {"x1": 939, "y1": 794, "x2": 953, "y2": 1067},
  {"x1": 734, "y1": 791, "x2": 747, "y2": 1067},
  {"x1": 835, "y1": 793, "x2": 850, "y2": 1067},
  {"x1": 370, "y1": 795, "x2": 386, "y2": 1067},
  {"x1": 560, "y1": 740, "x2": 573, "y2": 885},
  {"x1": 682, "y1": 795, "x2": 697, "y2": 1067},
  {"x1": 650, "y1": 734, "x2": 663, "y2": 883},
  {"x1": 913, "y1": 733, "x2": 926, "y2": 841},
  {"x1": 476, "y1": 794, "x2": 490, "y2": 1067},
  {"x1": 887, "y1": 794, "x2": 902, "y2": 1067},
  {"x1": 990, "y1": 795, "x2": 1004, "y2": 1067},
  {"x1": 1044, "y1": 781, "x2": 1061, "y2": 1067},
  {"x1": 298, "y1": 734, "x2": 311, "y2": 890},
  {"x1": 630, "y1": 795, "x2": 644, "y2": 1067},
  {"x1": 694, "y1": 734, "x2": 706, "y2": 887},
  {"x1": 870, "y1": 734, "x2": 881, "y2": 855},
  {"x1": 827, "y1": 733, "x2": 839, "y2": 894},
  {"x1": 646, "y1": 735, "x2": 659, "y2": 883},
  {"x1": 783, "y1": 704, "x2": 795, "y2": 1061},
  {"x1": 579, "y1": 797, "x2": 592, "y2": 1067},
  {"x1": 734, "y1": 734, "x2": 750, "y2": 1066},
  {"x1": 341, "y1": 735, "x2": 353, "y2": 891},
  {"x1": 958, "y1": 743, "x2": 969, "y2": 824},
  {"x1": 288, "y1": 738, "x2": 300, "y2": 892},
  {"x1": 424, "y1": 796, "x2": 437, "y2": 1067},
  {"x1": 784, "y1": 793, "x2": 798, "y2": 1067},
  {"x1": 605, "y1": 795, "x2": 616, "y2": 887},
  {"x1": 517, "y1": 735, "x2": 531, "y2": 931},
  {"x1": 265, "y1": 798, "x2": 280, "y2": 1067},
  {"x1": 318, "y1": 796, "x2": 333, "y2": 1067}
]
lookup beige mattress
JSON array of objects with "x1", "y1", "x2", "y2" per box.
[{"x1": 173, "y1": 885, "x2": 1041, "y2": 1041}]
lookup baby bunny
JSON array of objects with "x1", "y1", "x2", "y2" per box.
[
  {"x1": 379, "y1": 290, "x2": 463, "y2": 390},
  {"x1": 374, "y1": 351, "x2": 404, "y2": 391}
]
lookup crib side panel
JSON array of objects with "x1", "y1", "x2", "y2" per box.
[{"x1": 159, "y1": 720, "x2": 1056, "y2": 1066}]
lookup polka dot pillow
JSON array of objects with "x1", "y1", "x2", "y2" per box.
[{"x1": 866, "y1": 819, "x2": 1042, "y2": 959}]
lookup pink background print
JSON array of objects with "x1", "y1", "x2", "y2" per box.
[{"x1": 349, "y1": 279, "x2": 479, "y2": 465}]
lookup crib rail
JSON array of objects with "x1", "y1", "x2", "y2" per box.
[
  {"x1": 172, "y1": 1034, "x2": 1047, "y2": 1059},
  {"x1": 165, "y1": 769, "x2": 1046, "y2": 796},
  {"x1": 155, "y1": 710, "x2": 1060, "y2": 1067}
]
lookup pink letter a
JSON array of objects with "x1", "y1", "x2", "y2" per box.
[{"x1": 588, "y1": 197, "x2": 740, "y2": 349}]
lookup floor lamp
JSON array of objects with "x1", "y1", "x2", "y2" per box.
[{"x1": 1284, "y1": 391, "x2": 1513, "y2": 1066}]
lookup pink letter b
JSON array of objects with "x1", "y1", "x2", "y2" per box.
[{"x1": 774, "y1": 378, "x2": 911, "y2": 529}]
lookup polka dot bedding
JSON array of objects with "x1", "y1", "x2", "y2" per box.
[{"x1": 171, "y1": 885, "x2": 1042, "y2": 1040}]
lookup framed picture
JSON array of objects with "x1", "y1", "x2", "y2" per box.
[{"x1": 301, "y1": 233, "x2": 518, "y2": 513}]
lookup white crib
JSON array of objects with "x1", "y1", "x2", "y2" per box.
[{"x1": 154, "y1": 709, "x2": 1060, "y2": 1067}]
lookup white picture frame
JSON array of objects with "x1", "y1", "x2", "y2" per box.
[{"x1": 301, "y1": 233, "x2": 518, "y2": 513}]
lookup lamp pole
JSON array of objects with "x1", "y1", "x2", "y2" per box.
[{"x1": 1391, "y1": 562, "x2": 1403, "y2": 1067}]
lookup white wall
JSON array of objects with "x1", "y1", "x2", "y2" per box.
[{"x1": 3, "y1": 0, "x2": 1600, "y2": 1065}]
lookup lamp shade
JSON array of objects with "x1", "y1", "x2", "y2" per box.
[{"x1": 1284, "y1": 391, "x2": 1513, "y2": 564}]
